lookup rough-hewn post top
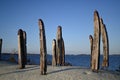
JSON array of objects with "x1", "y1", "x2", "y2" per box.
[
  {"x1": 18, "y1": 29, "x2": 23, "y2": 35},
  {"x1": 58, "y1": 26, "x2": 62, "y2": 29},
  {"x1": 0, "y1": 39, "x2": 2, "y2": 41},
  {"x1": 23, "y1": 31, "x2": 26, "y2": 35},
  {"x1": 38, "y1": 19, "x2": 44, "y2": 29},
  {"x1": 52, "y1": 39, "x2": 56, "y2": 44},
  {"x1": 100, "y1": 18, "x2": 103, "y2": 24},
  {"x1": 94, "y1": 10, "x2": 100, "y2": 21},
  {"x1": 57, "y1": 26, "x2": 62, "y2": 32},
  {"x1": 94, "y1": 10, "x2": 99, "y2": 15},
  {"x1": 89, "y1": 35, "x2": 93, "y2": 39},
  {"x1": 53, "y1": 39, "x2": 56, "y2": 42}
]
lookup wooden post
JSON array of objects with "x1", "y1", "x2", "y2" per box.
[
  {"x1": 23, "y1": 31, "x2": 27, "y2": 65},
  {"x1": 0, "y1": 39, "x2": 2, "y2": 60},
  {"x1": 18, "y1": 29, "x2": 25, "y2": 69},
  {"x1": 52, "y1": 39, "x2": 57, "y2": 66},
  {"x1": 56, "y1": 26, "x2": 62, "y2": 66},
  {"x1": 61, "y1": 38, "x2": 65, "y2": 66},
  {"x1": 100, "y1": 18, "x2": 109, "y2": 68},
  {"x1": 38, "y1": 19, "x2": 47, "y2": 75},
  {"x1": 91, "y1": 10, "x2": 100, "y2": 72},
  {"x1": 89, "y1": 35, "x2": 93, "y2": 68}
]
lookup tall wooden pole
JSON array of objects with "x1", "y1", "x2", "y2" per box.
[
  {"x1": 18, "y1": 29, "x2": 25, "y2": 69},
  {"x1": 38, "y1": 19, "x2": 47, "y2": 75},
  {"x1": 61, "y1": 38, "x2": 65, "y2": 66},
  {"x1": 23, "y1": 31, "x2": 27, "y2": 65},
  {"x1": 56, "y1": 26, "x2": 62, "y2": 66},
  {"x1": 91, "y1": 10, "x2": 100, "y2": 72},
  {"x1": 52, "y1": 39, "x2": 57, "y2": 66},
  {"x1": 89, "y1": 35, "x2": 93, "y2": 68},
  {"x1": 100, "y1": 18, "x2": 109, "y2": 68},
  {"x1": 0, "y1": 39, "x2": 2, "y2": 60}
]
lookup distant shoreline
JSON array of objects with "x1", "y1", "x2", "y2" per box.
[
  {"x1": 1, "y1": 53, "x2": 120, "y2": 71},
  {"x1": 1, "y1": 53, "x2": 120, "y2": 56}
]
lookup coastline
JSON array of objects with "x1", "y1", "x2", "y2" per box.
[{"x1": 1, "y1": 53, "x2": 120, "y2": 71}]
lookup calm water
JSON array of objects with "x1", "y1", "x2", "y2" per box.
[{"x1": 1, "y1": 53, "x2": 120, "y2": 71}]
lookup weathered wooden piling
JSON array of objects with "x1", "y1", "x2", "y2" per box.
[
  {"x1": 23, "y1": 31, "x2": 27, "y2": 64},
  {"x1": 100, "y1": 18, "x2": 109, "y2": 68},
  {"x1": 52, "y1": 39, "x2": 57, "y2": 66},
  {"x1": 61, "y1": 38, "x2": 65, "y2": 66},
  {"x1": 18, "y1": 29, "x2": 25, "y2": 69},
  {"x1": 0, "y1": 39, "x2": 2, "y2": 60},
  {"x1": 56, "y1": 26, "x2": 62, "y2": 66},
  {"x1": 38, "y1": 19, "x2": 47, "y2": 75},
  {"x1": 89, "y1": 35, "x2": 93, "y2": 68},
  {"x1": 91, "y1": 10, "x2": 101, "y2": 72}
]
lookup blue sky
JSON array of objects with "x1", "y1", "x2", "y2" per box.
[{"x1": 0, "y1": 0, "x2": 120, "y2": 54}]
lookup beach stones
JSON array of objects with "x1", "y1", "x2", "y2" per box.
[
  {"x1": 38, "y1": 19, "x2": 47, "y2": 75},
  {"x1": 18, "y1": 29, "x2": 27, "y2": 69},
  {"x1": 90, "y1": 10, "x2": 109, "y2": 72},
  {"x1": 0, "y1": 38, "x2": 2, "y2": 60}
]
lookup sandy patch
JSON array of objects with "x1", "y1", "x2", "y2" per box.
[{"x1": 0, "y1": 61, "x2": 120, "y2": 80}]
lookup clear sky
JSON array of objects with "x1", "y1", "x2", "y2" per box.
[{"x1": 0, "y1": 0, "x2": 120, "y2": 54}]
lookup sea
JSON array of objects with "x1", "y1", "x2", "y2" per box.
[{"x1": 1, "y1": 53, "x2": 120, "y2": 71}]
